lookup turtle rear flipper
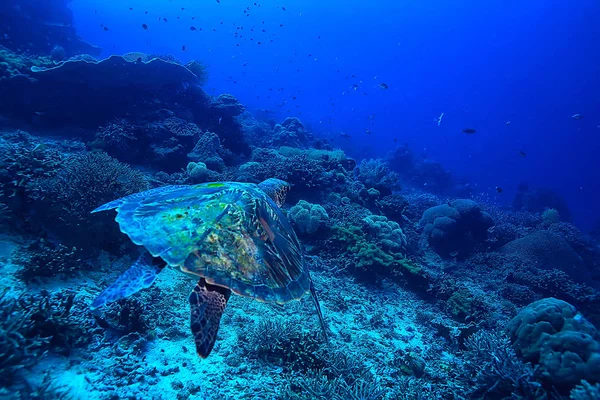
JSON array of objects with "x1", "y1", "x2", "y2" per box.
[
  {"x1": 91, "y1": 253, "x2": 165, "y2": 310},
  {"x1": 189, "y1": 279, "x2": 231, "y2": 358}
]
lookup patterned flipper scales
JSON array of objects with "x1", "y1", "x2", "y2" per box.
[
  {"x1": 91, "y1": 253, "x2": 164, "y2": 310},
  {"x1": 189, "y1": 279, "x2": 231, "y2": 358}
]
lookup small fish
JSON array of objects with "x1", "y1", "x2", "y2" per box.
[
  {"x1": 462, "y1": 128, "x2": 477, "y2": 134},
  {"x1": 517, "y1": 150, "x2": 526, "y2": 157},
  {"x1": 163, "y1": 18, "x2": 167, "y2": 22},
  {"x1": 572, "y1": 113, "x2": 582, "y2": 120},
  {"x1": 282, "y1": 7, "x2": 287, "y2": 11},
  {"x1": 218, "y1": 117, "x2": 222, "y2": 124},
  {"x1": 129, "y1": 7, "x2": 133, "y2": 10},
  {"x1": 495, "y1": 187, "x2": 503, "y2": 193},
  {"x1": 190, "y1": 26, "x2": 197, "y2": 31},
  {"x1": 365, "y1": 129, "x2": 371, "y2": 135},
  {"x1": 505, "y1": 121, "x2": 511, "y2": 126},
  {"x1": 142, "y1": 24, "x2": 148, "y2": 30},
  {"x1": 340, "y1": 132, "x2": 351, "y2": 138},
  {"x1": 378, "y1": 83, "x2": 389, "y2": 90},
  {"x1": 103, "y1": 26, "x2": 109, "y2": 31},
  {"x1": 437, "y1": 112, "x2": 444, "y2": 127},
  {"x1": 450, "y1": 250, "x2": 459, "y2": 257},
  {"x1": 182, "y1": 45, "x2": 186, "y2": 51},
  {"x1": 216, "y1": 0, "x2": 220, "y2": 3}
]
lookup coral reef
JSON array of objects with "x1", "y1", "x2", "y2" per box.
[
  {"x1": 508, "y1": 298, "x2": 600, "y2": 393},
  {"x1": 26, "y1": 151, "x2": 148, "y2": 251},
  {"x1": 513, "y1": 186, "x2": 572, "y2": 222},
  {"x1": 0, "y1": 22, "x2": 598, "y2": 400},
  {"x1": 420, "y1": 199, "x2": 494, "y2": 257},
  {"x1": 355, "y1": 158, "x2": 399, "y2": 195},
  {"x1": 210, "y1": 94, "x2": 245, "y2": 117},
  {"x1": 501, "y1": 231, "x2": 588, "y2": 282},
  {"x1": 289, "y1": 200, "x2": 329, "y2": 235}
]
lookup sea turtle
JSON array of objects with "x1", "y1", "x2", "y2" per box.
[{"x1": 90, "y1": 178, "x2": 327, "y2": 358}]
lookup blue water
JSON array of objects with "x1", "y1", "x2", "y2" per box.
[{"x1": 70, "y1": 0, "x2": 600, "y2": 230}]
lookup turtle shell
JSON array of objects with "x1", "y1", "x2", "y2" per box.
[{"x1": 93, "y1": 182, "x2": 311, "y2": 303}]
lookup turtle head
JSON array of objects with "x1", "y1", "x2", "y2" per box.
[{"x1": 258, "y1": 178, "x2": 290, "y2": 208}]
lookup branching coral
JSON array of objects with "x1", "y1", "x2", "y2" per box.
[
  {"x1": 91, "y1": 119, "x2": 138, "y2": 160},
  {"x1": 0, "y1": 289, "x2": 89, "y2": 385},
  {"x1": 0, "y1": 132, "x2": 63, "y2": 204},
  {"x1": 355, "y1": 158, "x2": 399, "y2": 195},
  {"x1": 0, "y1": 290, "x2": 49, "y2": 384},
  {"x1": 243, "y1": 319, "x2": 326, "y2": 372},
  {"x1": 459, "y1": 330, "x2": 545, "y2": 398},
  {"x1": 27, "y1": 151, "x2": 148, "y2": 251},
  {"x1": 13, "y1": 238, "x2": 82, "y2": 282}
]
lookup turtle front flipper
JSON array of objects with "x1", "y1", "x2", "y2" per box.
[
  {"x1": 189, "y1": 278, "x2": 231, "y2": 358},
  {"x1": 91, "y1": 253, "x2": 165, "y2": 310}
]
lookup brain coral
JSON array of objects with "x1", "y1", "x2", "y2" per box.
[
  {"x1": 508, "y1": 298, "x2": 600, "y2": 392},
  {"x1": 288, "y1": 200, "x2": 329, "y2": 235}
]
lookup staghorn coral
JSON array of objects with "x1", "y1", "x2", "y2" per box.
[
  {"x1": 0, "y1": 289, "x2": 90, "y2": 386},
  {"x1": 459, "y1": 330, "x2": 545, "y2": 399},
  {"x1": 571, "y1": 381, "x2": 600, "y2": 400},
  {"x1": 0, "y1": 290, "x2": 49, "y2": 384}
]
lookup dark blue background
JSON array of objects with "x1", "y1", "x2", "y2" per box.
[{"x1": 71, "y1": 0, "x2": 600, "y2": 231}]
